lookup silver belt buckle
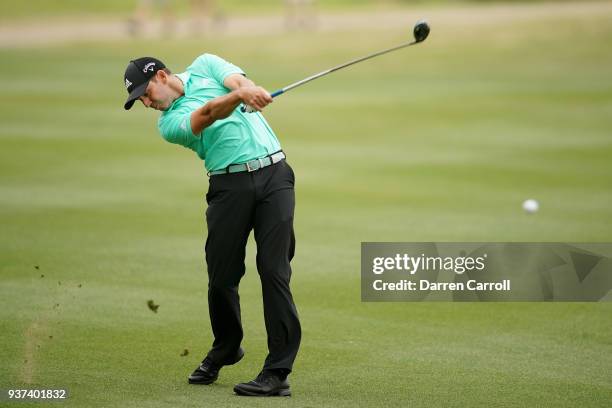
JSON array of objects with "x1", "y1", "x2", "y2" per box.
[{"x1": 246, "y1": 161, "x2": 256, "y2": 172}]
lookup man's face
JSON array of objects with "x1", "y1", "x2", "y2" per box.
[{"x1": 139, "y1": 71, "x2": 173, "y2": 111}]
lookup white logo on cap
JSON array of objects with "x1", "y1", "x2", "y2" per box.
[
  {"x1": 143, "y1": 62, "x2": 156, "y2": 73},
  {"x1": 125, "y1": 78, "x2": 132, "y2": 89}
]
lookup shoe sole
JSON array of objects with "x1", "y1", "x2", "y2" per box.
[
  {"x1": 188, "y1": 377, "x2": 217, "y2": 385},
  {"x1": 233, "y1": 387, "x2": 291, "y2": 397},
  {"x1": 188, "y1": 348, "x2": 245, "y2": 385},
  {"x1": 223, "y1": 348, "x2": 245, "y2": 366}
]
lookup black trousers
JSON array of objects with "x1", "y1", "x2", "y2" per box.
[{"x1": 204, "y1": 159, "x2": 301, "y2": 372}]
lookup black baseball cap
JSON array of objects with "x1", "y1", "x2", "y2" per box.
[{"x1": 123, "y1": 57, "x2": 166, "y2": 110}]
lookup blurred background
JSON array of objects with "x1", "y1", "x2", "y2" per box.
[{"x1": 1, "y1": 1, "x2": 611, "y2": 407}]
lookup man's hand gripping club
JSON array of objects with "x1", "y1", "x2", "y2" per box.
[{"x1": 190, "y1": 74, "x2": 273, "y2": 135}]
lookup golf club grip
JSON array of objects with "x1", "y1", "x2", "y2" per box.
[{"x1": 240, "y1": 89, "x2": 285, "y2": 113}]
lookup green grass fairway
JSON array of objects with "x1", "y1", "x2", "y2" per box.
[{"x1": 1, "y1": 3, "x2": 612, "y2": 407}]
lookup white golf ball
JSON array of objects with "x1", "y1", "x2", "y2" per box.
[{"x1": 522, "y1": 199, "x2": 539, "y2": 214}]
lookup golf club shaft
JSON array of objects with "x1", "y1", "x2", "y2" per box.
[
  {"x1": 242, "y1": 39, "x2": 419, "y2": 112},
  {"x1": 274, "y1": 39, "x2": 418, "y2": 97}
]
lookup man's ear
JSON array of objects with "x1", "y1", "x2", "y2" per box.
[{"x1": 156, "y1": 69, "x2": 168, "y2": 83}]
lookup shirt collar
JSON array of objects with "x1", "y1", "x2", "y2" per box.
[{"x1": 167, "y1": 72, "x2": 190, "y2": 111}]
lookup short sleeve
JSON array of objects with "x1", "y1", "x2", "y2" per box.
[
  {"x1": 203, "y1": 54, "x2": 245, "y2": 86},
  {"x1": 158, "y1": 110, "x2": 199, "y2": 147}
]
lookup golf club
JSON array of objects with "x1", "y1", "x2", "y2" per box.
[{"x1": 241, "y1": 19, "x2": 430, "y2": 113}]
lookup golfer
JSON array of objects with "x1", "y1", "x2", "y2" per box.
[{"x1": 123, "y1": 55, "x2": 301, "y2": 397}]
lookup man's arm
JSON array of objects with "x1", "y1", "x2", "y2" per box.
[
  {"x1": 190, "y1": 81, "x2": 272, "y2": 135},
  {"x1": 223, "y1": 73, "x2": 255, "y2": 90},
  {"x1": 223, "y1": 73, "x2": 273, "y2": 115}
]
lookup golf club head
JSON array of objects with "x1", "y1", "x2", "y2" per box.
[{"x1": 413, "y1": 20, "x2": 430, "y2": 43}]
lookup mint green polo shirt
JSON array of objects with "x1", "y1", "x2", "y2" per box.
[{"x1": 158, "y1": 53, "x2": 281, "y2": 172}]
